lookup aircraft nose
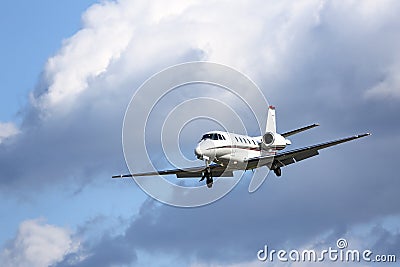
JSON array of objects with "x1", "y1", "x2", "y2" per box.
[{"x1": 195, "y1": 144, "x2": 203, "y2": 159}]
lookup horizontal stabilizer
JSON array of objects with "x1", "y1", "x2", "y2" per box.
[{"x1": 281, "y1": 123, "x2": 319, "y2": 138}]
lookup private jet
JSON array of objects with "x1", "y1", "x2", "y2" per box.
[{"x1": 113, "y1": 106, "x2": 370, "y2": 188}]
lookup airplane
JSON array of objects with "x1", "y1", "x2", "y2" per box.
[{"x1": 113, "y1": 106, "x2": 370, "y2": 188}]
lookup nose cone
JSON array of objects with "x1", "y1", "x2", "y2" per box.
[{"x1": 195, "y1": 144, "x2": 203, "y2": 159}]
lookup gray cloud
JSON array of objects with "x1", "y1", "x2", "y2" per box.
[
  {"x1": 2, "y1": 0, "x2": 400, "y2": 266},
  {"x1": 53, "y1": 234, "x2": 137, "y2": 267}
]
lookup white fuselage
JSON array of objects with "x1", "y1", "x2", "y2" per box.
[{"x1": 194, "y1": 131, "x2": 290, "y2": 170}]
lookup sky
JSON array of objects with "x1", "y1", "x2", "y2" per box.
[{"x1": 1, "y1": 0, "x2": 400, "y2": 266}]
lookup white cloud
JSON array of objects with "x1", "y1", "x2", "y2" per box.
[
  {"x1": 1, "y1": 0, "x2": 399, "y2": 266},
  {"x1": 30, "y1": 0, "x2": 400, "y2": 118},
  {"x1": 33, "y1": 0, "x2": 331, "y2": 115},
  {"x1": 0, "y1": 219, "x2": 80, "y2": 267},
  {"x1": 0, "y1": 0, "x2": 397, "y2": 201},
  {"x1": 35, "y1": 0, "x2": 203, "y2": 114},
  {"x1": 38, "y1": 1, "x2": 133, "y2": 110},
  {"x1": 0, "y1": 122, "x2": 19, "y2": 144}
]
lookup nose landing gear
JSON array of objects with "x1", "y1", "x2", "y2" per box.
[
  {"x1": 200, "y1": 167, "x2": 213, "y2": 188},
  {"x1": 199, "y1": 158, "x2": 213, "y2": 188}
]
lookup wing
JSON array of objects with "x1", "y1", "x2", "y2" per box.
[
  {"x1": 112, "y1": 163, "x2": 233, "y2": 179},
  {"x1": 246, "y1": 133, "x2": 370, "y2": 170}
]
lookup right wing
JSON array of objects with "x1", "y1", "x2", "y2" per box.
[{"x1": 112, "y1": 163, "x2": 233, "y2": 179}]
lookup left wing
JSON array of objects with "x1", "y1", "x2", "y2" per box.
[
  {"x1": 246, "y1": 133, "x2": 370, "y2": 170},
  {"x1": 112, "y1": 163, "x2": 233, "y2": 179}
]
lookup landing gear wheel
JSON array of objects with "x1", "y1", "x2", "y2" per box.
[
  {"x1": 206, "y1": 177, "x2": 214, "y2": 188},
  {"x1": 199, "y1": 161, "x2": 214, "y2": 188},
  {"x1": 200, "y1": 167, "x2": 210, "y2": 182},
  {"x1": 274, "y1": 167, "x2": 282, "y2": 177}
]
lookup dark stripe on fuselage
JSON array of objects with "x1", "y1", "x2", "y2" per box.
[
  {"x1": 207, "y1": 145, "x2": 261, "y2": 152},
  {"x1": 207, "y1": 144, "x2": 285, "y2": 152}
]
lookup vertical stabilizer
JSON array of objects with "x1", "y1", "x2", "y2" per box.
[{"x1": 266, "y1": 105, "x2": 276, "y2": 133}]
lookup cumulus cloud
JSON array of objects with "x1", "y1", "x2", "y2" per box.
[
  {"x1": 2, "y1": 0, "x2": 400, "y2": 192},
  {"x1": 37, "y1": 1, "x2": 133, "y2": 110},
  {"x1": 0, "y1": 219, "x2": 79, "y2": 267},
  {"x1": 2, "y1": 0, "x2": 400, "y2": 266},
  {"x1": 56, "y1": 189, "x2": 400, "y2": 267}
]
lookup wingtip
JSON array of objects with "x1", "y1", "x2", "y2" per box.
[
  {"x1": 357, "y1": 133, "x2": 371, "y2": 138},
  {"x1": 112, "y1": 175, "x2": 122, "y2": 178}
]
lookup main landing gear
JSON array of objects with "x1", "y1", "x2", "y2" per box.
[{"x1": 273, "y1": 167, "x2": 282, "y2": 177}]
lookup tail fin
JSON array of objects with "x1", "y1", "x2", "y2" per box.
[{"x1": 266, "y1": 105, "x2": 276, "y2": 133}]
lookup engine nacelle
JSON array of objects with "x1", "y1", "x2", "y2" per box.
[
  {"x1": 262, "y1": 132, "x2": 275, "y2": 145},
  {"x1": 262, "y1": 132, "x2": 287, "y2": 150}
]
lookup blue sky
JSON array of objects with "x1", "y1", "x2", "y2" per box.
[
  {"x1": 0, "y1": 0, "x2": 145, "y2": 254},
  {"x1": 1, "y1": 1, "x2": 400, "y2": 266},
  {"x1": 0, "y1": 0, "x2": 129, "y2": 245},
  {"x1": 0, "y1": 0, "x2": 95, "y2": 121}
]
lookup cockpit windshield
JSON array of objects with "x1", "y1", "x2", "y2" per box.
[
  {"x1": 201, "y1": 133, "x2": 213, "y2": 140},
  {"x1": 200, "y1": 133, "x2": 226, "y2": 141}
]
